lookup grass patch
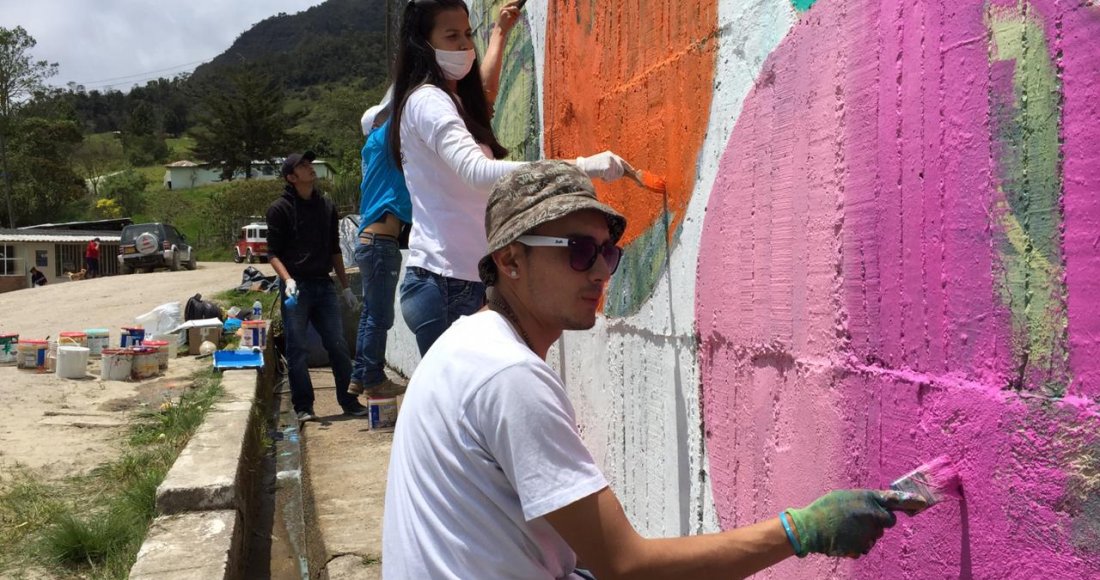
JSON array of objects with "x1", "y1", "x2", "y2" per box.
[{"x1": 0, "y1": 370, "x2": 224, "y2": 579}]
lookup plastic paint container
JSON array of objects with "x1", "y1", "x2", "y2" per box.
[
  {"x1": 16, "y1": 340, "x2": 48, "y2": 370},
  {"x1": 57, "y1": 346, "x2": 90, "y2": 379},
  {"x1": 100, "y1": 348, "x2": 133, "y2": 381},
  {"x1": 120, "y1": 326, "x2": 145, "y2": 348},
  {"x1": 143, "y1": 340, "x2": 170, "y2": 370},
  {"x1": 45, "y1": 340, "x2": 58, "y2": 373},
  {"x1": 58, "y1": 331, "x2": 88, "y2": 348},
  {"x1": 130, "y1": 346, "x2": 160, "y2": 380},
  {"x1": 0, "y1": 333, "x2": 18, "y2": 365},
  {"x1": 85, "y1": 329, "x2": 109, "y2": 357},
  {"x1": 240, "y1": 320, "x2": 268, "y2": 350},
  {"x1": 150, "y1": 334, "x2": 178, "y2": 359},
  {"x1": 367, "y1": 397, "x2": 398, "y2": 432}
]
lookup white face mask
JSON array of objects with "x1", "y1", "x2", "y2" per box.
[{"x1": 433, "y1": 46, "x2": 476, "y2": 80}]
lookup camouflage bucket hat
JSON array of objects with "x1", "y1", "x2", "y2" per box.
[{"x1": 478, "y1": 160, "x2": 627, "y2": 286}]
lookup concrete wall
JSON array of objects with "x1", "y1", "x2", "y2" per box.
[{"x1": 386, "y1": 0, "x2": 1100, "y2": 576}]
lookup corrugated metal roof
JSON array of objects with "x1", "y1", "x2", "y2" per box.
[{"x1": 0, "y1": 229, "x2": 121, "y2": 243}]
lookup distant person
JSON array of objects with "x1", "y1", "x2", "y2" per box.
[
  {"x1": 389, "y1": 0, "x2": 630, "y2": 356},
  {"x1": 84, "y1": 237, "x2": 100, "y2": 278},
  {"x1": 382, "y1": 161, "x2": 923, "y2": 578},
  {"x1": 29, "y1": 267, "x2": 47, "y2": 287},
  {"x1": 349, "y1": 1, "x2": 522, "y2": 397},
  {"x1": 266, "y1": 151, "x2": 366, "y2": 422}
]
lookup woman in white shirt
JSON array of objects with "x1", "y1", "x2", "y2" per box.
[{"x1": 390, "y1": 0, "x2": 628, "y2": 356}]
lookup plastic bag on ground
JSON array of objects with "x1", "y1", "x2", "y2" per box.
[{"x1": 135, "y1": 301, "x2": 183, "y2": 337}]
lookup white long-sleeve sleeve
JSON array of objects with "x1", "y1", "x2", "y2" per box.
[{"x1": 404, "y1": 86, "x2": 525, "y2": 191}]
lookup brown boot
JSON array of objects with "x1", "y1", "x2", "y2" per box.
[{"x1": 364, "y1": 378, "x2": 407, "y2": 398}]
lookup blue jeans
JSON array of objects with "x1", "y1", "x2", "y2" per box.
[
  {"x1": 280, "y1": 278, "x2": 355, "y2": 413},
  {"x1": 399, "y1": 266, "x2": 485, "y2": 356},
  {"x1": 352, "y1": 238, "x2": 401, "y2": 387}
]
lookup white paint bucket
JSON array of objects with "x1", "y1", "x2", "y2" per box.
[
  {"x1": 150, "y1": 334, "x2": 178, "y2": 359},
  {"x1": 100, "y1": 348, "x2": 133, "y2": 381},
  {"x1": 57, "y1": 346, "x2": 90, "y2": 379},
  {"x1": 143, "y1": 340, "x2": 170, "y2": 370},
  {"x1": 131, "y1": 347, "x2": 160, "y2": 380},
  {"x1": 368, "y1": 397, "x2": 398, "y2": 432},
  {"x1": 241, "y1": 320, "x2": 268, "y2": 350},
  {"x1": 0, "y1": 333, "x2": 17, "y2": 365},
  {"x1": 85, "y1": 329, "x2": 109, "y2": 358}
]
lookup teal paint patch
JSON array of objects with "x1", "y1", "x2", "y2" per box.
[
  {"x1": 792, "y1": 0, "x2": 818, "y2": 11},
  {"x1": 605, "y1": 210, "x2": 677, "y2": 317},
  {"x1": 470, "y1": 0, "x2": 542, "y2": 161},
  {"x1": 988, "y1": 5, "x2": 1069, "y2": 396}
]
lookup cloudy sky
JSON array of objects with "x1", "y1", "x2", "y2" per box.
[{"x1": 0, "y1": 0, "x2": 326, "y2": 91}]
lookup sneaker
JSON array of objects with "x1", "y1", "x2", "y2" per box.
[
  {"x1": 342, "y1": 402, "x2": 370, "y2": 417},
  {"x1": 296, "y1": 409, "x2": 316, "y2": 422},
  {"x1": 364, "y1": 378, "x2": 408, "y2": 398},
  {"x1": 348, "y1": 381, "x2": 365, "y2": 396}
]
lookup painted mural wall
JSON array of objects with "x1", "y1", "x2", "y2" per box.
[{"x1": 386, "y1": 0, "x2": 1100, "y2": 576}]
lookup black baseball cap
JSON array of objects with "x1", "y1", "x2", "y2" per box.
[{"x1": 281, "y1": 151, "x2": 316, "y2": 178}]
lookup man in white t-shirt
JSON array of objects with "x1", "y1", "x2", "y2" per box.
[{"x1": 382, "y1": 161, "x2": 923, "y2": 579}]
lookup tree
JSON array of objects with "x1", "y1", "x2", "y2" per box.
[
  {"x1": 7, "y1": 117, "x2": 85, "y2": 224},
  {"x1": 0, "y1": 26, "x2": 58, "y2": 227},
  {"x1": 72, "y1": 134, "x2": 124, "y2": 196},
  {"x1": 99, "y1": 169, "x2": 148, "y2": 217},
  {"x1": 192, "y1": 68, "x2": 291, "y2": 180}
]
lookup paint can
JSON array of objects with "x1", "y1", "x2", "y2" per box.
[
  {"x1": 0, "y1": 333, "x2": 18, "y2": 365},
  {"x1": 367, "y1": 397, "x2": 398, "y2": 432},
  {"x1": 16, "y1": 340, "x2": 47, "y2": 370},
  {"x1": 85, "y1": 329, "x2": 110, "y2": 357},
  {"x1": 120, "y1": 326, "x2": 145, "y2": 348},
  {"x1": 130, "y1": 347, "x2": 160, "y2": 380},
  {"x1": 100, "y1": 348, "x2": 133, "y2": 381},
  {"x1": 143, "y1": 340, "x2": 170, "y2": 370},
  {"x1": 150, "y1": 334, "x2": 178, "y2": 359},
  {"x1": 58, "y1": 331, "x2": 88, "y2": 348},
  {"x1": 240, "y1": 320, "x2": 268, "y2": 350},
  {"x1": 57, "y1": 346, "x2": 90, "y2": 379}
]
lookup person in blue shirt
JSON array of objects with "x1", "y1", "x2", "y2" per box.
[{"x1": 349, "y1": 101, "x2": 412, "y2": 397}]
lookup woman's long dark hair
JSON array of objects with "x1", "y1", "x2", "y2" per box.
[{"x1": 388, "y1": 0, "x2": 508, "y2": 170}]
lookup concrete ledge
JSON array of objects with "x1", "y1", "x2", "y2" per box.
[
  {"x1": 130, "y1": 367, "x2": 270, "y2": 579},
  {"x1": 155, "y1": 371, "x2": 261, "y2": 515},
  {"x1": 129, "y1": 510, "x2": 241, "y2": 580}
]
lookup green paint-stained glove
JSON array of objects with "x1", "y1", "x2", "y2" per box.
[{"x1": 785, "y1": 490, "x2": 923, "y2": 558}]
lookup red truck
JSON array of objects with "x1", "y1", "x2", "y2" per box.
[{"x1": 233, "y1": 222, "x2": 268, "y2": 263}]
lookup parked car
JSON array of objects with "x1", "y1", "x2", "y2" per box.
[
  {"x1": 233, "y1": 222, "x2": 269, "y2": 263},
  {"x1": 118, "y1": 223, "x2": 197, "y2": 274}
]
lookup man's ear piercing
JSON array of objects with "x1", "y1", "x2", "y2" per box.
[{"x1": 510, "y1": 270, "x2": 519, "y2": 279}]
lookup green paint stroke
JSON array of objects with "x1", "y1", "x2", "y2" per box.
[
  {"x1": 471, "y1": 0, "x2": 542, "y2": 162},
  {"x1": 605, "y1": 209, "x2": 677, "y2": 318},
  {"x1": 988, "y1": 2, "x2": 1070, "y2": 396},
  {"x1": 791, "y1": 0, "x2": 818, "y2": 11}
]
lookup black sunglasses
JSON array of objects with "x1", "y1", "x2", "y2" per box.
[{"x1": 516, "y1": 235, "x2": 623, "y2": 275}]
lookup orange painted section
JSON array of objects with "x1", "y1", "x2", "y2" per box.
[{"x1": 544, "y1": 1, "x2": 718, "y2": 246}]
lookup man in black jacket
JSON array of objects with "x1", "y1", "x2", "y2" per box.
[{"x1": 267, "y1": 151, "x2": 366, "y2": 422}]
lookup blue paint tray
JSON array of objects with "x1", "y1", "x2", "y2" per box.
[{"x1": 212, "y1": 348, "x2": 264, "y2": 370}]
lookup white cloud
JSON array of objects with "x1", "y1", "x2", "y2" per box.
[{"x1": 0, "y1": 0, "x2": 325, "y2": 91}]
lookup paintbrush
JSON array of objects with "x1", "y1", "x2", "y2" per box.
[
  {"x1": 622, "y1": 160, "x2": 667, "y2": 194},
  {"x1": 889, "y1": 455, "x2": 963, "y2": 516}
]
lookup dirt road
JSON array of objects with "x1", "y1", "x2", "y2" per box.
[{"x1": 0, "y1": 262, "x2": 275, "y2": 479}]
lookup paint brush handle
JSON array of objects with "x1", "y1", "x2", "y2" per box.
[{"x1": 621, "y1": 160, "x2": 646, "y2": 188}]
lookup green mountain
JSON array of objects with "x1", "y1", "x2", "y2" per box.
[{"x1": 190, "y1": 0, "x2": 390, "y2": 91}]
